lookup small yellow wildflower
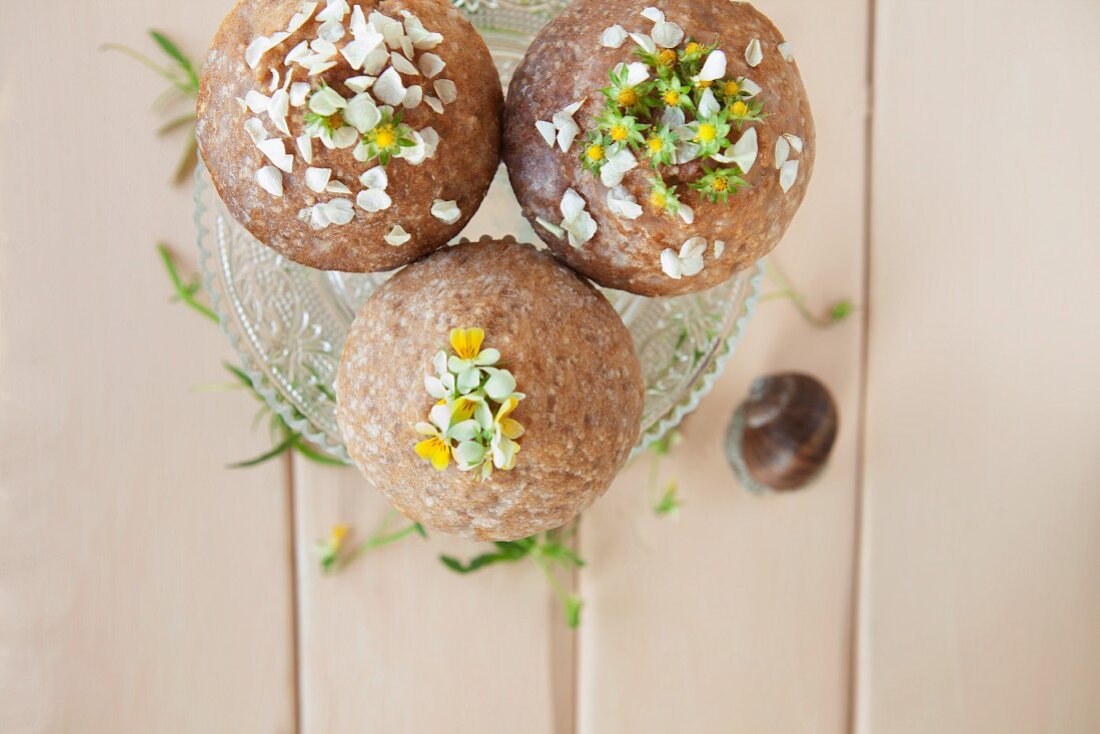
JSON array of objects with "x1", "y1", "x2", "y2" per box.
[
  {"x1": 657, "y1": 49, "x2": 677, "y2": 66},
  {"x1": 731, "y1": 101, "x2": 749, "y2": 117},
  {"x1": 685, "y1": 42, "x2": 703, "y2": 55},
  {"x1": 372, "y1": 124, "x2": 396, "y2": 148},
  {"x1": 695, "y1": 123, "x2": 717, "y2": 143},
  {"x1": 712, "y1": 177, "x2": 729, "y2": 192},
  {"x1": 414, "y1": 433, "x2": 451, "y2": 471},
  {"x1": 610, "y1": 124, "x2": 629, "y2": 142},
  {"x1": 649, "y1": 190, "x2": 667, "y2": 208},
  {"x1": 586, "y1": 144, "x2": 605, "y2": 162},
  {"x1": 449, "y1": 327, "x2": 485, "y2": 360},
  {"x1": 722, "y1": 80, "x2": 740, "y2": 96},
  {"x1": 697, "y1": 79, "x2": 713, "y2": 89},
  {"x1": 330, "y1": 524, "x2": 349, "y2": 548},
  {"x1": 663, "y1": 90, "x2": 680, "y2": 106},
  {"x1": 647, "y1": 137, "x2": 664, "y2": 154},
  {"x1": 617, "y1": 88, "x2": 638, "y2": 107}
]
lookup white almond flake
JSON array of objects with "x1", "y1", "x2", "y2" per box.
[
  {"x1": 285, "y1": 40, "x2": 310, "y2": 66},
  {"x1": 559, "y1": 188, "x2": 597, "y2": 248},
  {"x1": 728, "y1": 127, "x2": 758, "y2": 172},
  {"x1": 255, "y1": 166, "x2": 283, "y2": 197},
  {"x1": 391, "y1": 52, "x2": 418, "y2": 76},
  {"x1": 739, "y1": 77, "x2": 762, "y2": 97},
  {"x1": 305, "y1": 167, "x2": 332, "y2": 193},
  {"x1": 679, "y1": 203, "x2": 694, "y2": 225},
  {"x1": 423, "y1": 95, "x2": 443, "y2": 114},
  {"x1": 697, "y1": 88, "x2": 720, "y2": 118},
  {"x1": 640, "y1": 7, "x2": 664, "y2": 21},
  {"x1": 310, "y1": 38, "x2": 338, "y2": 58},
  {"x1": 777, "y1": 42, "x2": 794, "y2": 61},
  {"x1": 601, "y1": 25, "x2": 628, "y2": 49},
  {"x1": 652, "y1": 21, "x2": 684, "y2": 48},
  {"x1": 400, "y1": 36, "x2": 415, "y2": 60},
  {"x1": 535, "y1": 120, "x2": 556, "y2": 146},
  {"x1": 324, "y1": 198, "x2": 355, "y2": 226},
  {"x1": 385, "y1": 224, "x2": 411, "y2": 246},
  {"x1": 257, "y1": 138, "x2": 294, "y2": 173},
  {"x1": 341, "y1": 31, "x2": 383, "y2": 70},
  {"x1": 536, "y1": 217, "x2": 566, "y2": 238},
  {"x1": 779, "y1": 160, "x2": 799, "y2": 193},
  {"x1": 698, "y1": 50, "x2": 726, "y2": 81},
  {"x1": 316, "y1": 0, "x2": 349, "y2": 23},
  {"x1": 268, "y1": 68, "x2": 280, "y2": 92},
  {"x1": 433, "y1": 79, "x2": 457, "y2": 104},
  {"x1": 418, "y1": 53, "x2": 445, "y2": 78},
  {"x1": 714, "y1": 239, "x2": 726, "y2": 258},
  {"x1": 244, "y1": 118, "x2": 269, "y2": 145},
  {"x1": 268, "y1": 89, "x2": 291, "y2": 135},
  {"x1": 245, "y1": 37, "x2": 275, "y2": 69},
  {"x1": 318, "y1": 18, "x2": 345, "y2": 43},
  {"x1": 344, "y1": 92, "x2": 381, "y2": 133},
  {"x1": 326, "y1": 181, "x2": 352, "y2": 195},
  {"x1": 606, "y1": 186, "x2": 642, "y2": 219},
  {"x1": 402, "y1": 85, "x2": 423, "y2": 109},
  {"x1": 345, "y1": 75, "x2": 376, "y2": 93},
  {"x1": 361, "y1": 47, "x2": 390, "y2": 75},
  {"x1": 244, "y1": 90, "x2": 271, "y2": 113},
  {"x1": 430, "y1": 199, "x2": 461, "y2": 224},
  {"x1": 308, "y1": 61, "x2": 337, "y2": 76},
  {"x1": 783, "y1": 133, "x2": 804, "y2": 153},
  {"x1": 287, "y1": 2, "x2": 319, "y2": 33},
  {"x1": 774, "y1": 135, "x2": 791, "y2": 169},
  {"x1": 349, "y1": 5, "x2": 367, "y2": 35},
  {"x1": 745, "y1": 38, "x2": 763, "y2": 67},
  {"x1": 374, "y1": 67, "x2": 407, "y2": 105},
  {"x1": 289, "y1": 82, "x2": 311, "y2": 106},
  {"x1": 296, "y1": 134, "x2": 313, "y2": 164},
  {"x1": 357, "y1": 188, "x2": 392, "y2": 212},
  {"x1": 380, "y1": 19, "x2": 404, "y2": 49},
  {"x1": 629, "y1": 32, "x2": 656, "y2": 55},
  {"x1": 360, "y1": 167, "x2": 387, "y2": 189}
]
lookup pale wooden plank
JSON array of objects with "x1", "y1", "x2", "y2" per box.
[
  {"x1": 0, "y1": 3, "x2": 297, "y2": 732},
  {"x1": 859, "y1": 2, "x2": 1100, "y2": 732},
  {"x1": 576, "y1": 0, "x2": 871, "y2": 731}
]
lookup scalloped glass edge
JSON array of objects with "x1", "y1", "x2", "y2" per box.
[{"x1": 194, "y1": 164, "x2": 763, "y2": 465}]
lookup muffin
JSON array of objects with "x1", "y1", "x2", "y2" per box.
[
  {"x1": 197, "y1": 0, "x2": 503, "y2": 272},
  {"x1": 336, "y1": 239, "x2": 644, "y2": 540},
  {"x1": 503, "y1": 0, "x2": 814, "y2": 296}
]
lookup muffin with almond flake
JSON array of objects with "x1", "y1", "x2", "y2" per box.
[
  {"x1": 503, "y1": 0, "x2": 814, "y2": 296},
  {"x1": 197, "y1": 0, "x2": 503, "y2": 272}
]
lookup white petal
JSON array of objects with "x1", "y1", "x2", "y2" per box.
[
  {"x1": 777, "y1": 42, "x2": 794, "y2": 61},
  {"x1": 560, "y1": 188, "x2": 586, "y2": 220},
  {"x1": 697, "y1": 88, "x2": 720, "y2": 118},
  {"x1": 713, "y1": 239, "x2": 726, "y2": 258},
  {"x1": 296, "y1": 134, "x2": 313, "y2": 164},
  {"x1": 745, "y1": 38, "x2": 763, "y2": 67},
  {"x1": 680, "y1": 254, "x2": 705, "y2": 277},
  {"x1": 289, "y1": 81, "x2": 311, "y2": 106},
  {"x1": 640, "y1": 6, "x2": 664, "y2": 21},
  {"x1": 397, "y1": 130, "x2": 428, "y2": 164},
  {"x1": 390, "y1": 51, "x2": 418, "y2": 75},
  {"x1": 728, "y1": 127, "x2": 758, "y2": 172},
  {"x1": 606, "y1": 186, "x2": 642, "y2": 219},
  {"x1": 373, "y1": 67, "x2": 406, "y2": 105},
  {"x1": 349, "y1": 5, "x2": 367, "y2": 35},
  {"x1": 600, "y1": 24, "x2": 627, "y2": 48},
  {"x1": 305, "y1": 167, "x2": 332, "y2": 193},
  {"x1": 433, "y1": 79, "x2": 457, "y2": 104},
  {"x1": 418, "y1": 52, "x2": 445, "y2": 78},
  {"x1": 402, "y1": 84, "x2": 423, "y2": 109},
  {"x1": 285, "y1": 40, "x2": 310, "y2": 66},
  {"x1": 562, "y1": 211, "x2": 597, "y2": 248},
  {"x1": 244, "y1": 118, "x2": 268, "y2": 145},
  {"x1": 331, "y1": 126, "x2": 359, "y2": 148},
  {"x1": 783, "y1": 133, "x2": 804, "y2": 153},
  {"x1": 326, "y1": 181, "x2": 352, "y2": 195},
  {"x1": 255, "y1": 166, "x2": 283, "y2": 197},
  {"x1": 535, "y1": 120, "x2": 556, "y2": 146},
  {"x1": 699, "y1": 50, "x2": 726, "y2": 81},
  {"x1": 317, "y1": 18, "x2": 345, "y2": 43},
  {"x1": 423, "y1": 95, "x2": 443, "y2": 114},
  {"x1": 555, "y1": 118, "x2": 580, "y2": 152},
  {"x1": 779, "y1": 159, "x2": 799, "y2": 193},
  {"x1": 629, "y1": 32, "x2": 656, "y2": 55},
  {"x1": 267, "y1": 89, "x2": 290, "y2": 135},
  {"x1": 257, "y1": 138, "x2": 294, "y2": 172},
  {"x1": 287, "y1": 2, "x2": 319, "y2": 33},
  {"x1": 774, "y1": 135, "x2": 791, "y2": 169},
  {"x1": 323, "y1": 197, "x2": 354, "y2": 225},
  {"x1": 310, "y1": 38, "x2": 338, "y2": 58},
  {"x1": 361, "y1": 46, "x2": 390, "y2": 75},
  {"x1": 678, "y1": 203, "x2": 694, "y2": 224},
  {"x1": 359, "y1": 166, "x2": 388, "y2": 189},
  {"x1": 306, "y1": 204, "x2": 330, "y2": 229},
  {"x1": 419, "y1": 127, "x2": 440, "y2": 158},
  {"x1": 661, "y1": 106, "x2": 686, "y2": 128},
  {"x1": 384, "y1": 224, "x2": 411, "y2": 246},
  {"x1": 652, "y1": 21, "x2": 684, "y2": 48},
  {"x1": 344, "y1": 75, "x2": 375, "y2": 93},
  {"x1": 344, "y1": 93, "x2": 381, "y2": 132},
  {"x1": 307, "y1": 60, "x2": 337, "y2": 76},
  {"x1": 430, "y1": 199, "x2": 461, "y2": 225},
  {"x1": 245, "y1": 37, "x2": 274, "y2": 69},
  {"x1": 680, "y1": 236, "x2": 707, "y2": 260},
  {"x1": 356, "y1": 188, "x2": 392, "y2": 212},
  {"x1": 316, "y1": 0, "x2": 349, "y2": 23},
  {"x1": 483, "y1": 370, "x2": 516, "y2": 401},
  {"x1": 739, "y1": 77, "x2": 762, "y2": 97},
  {"x1": 625, "y1": 61, "x2": 650, "y2": 87},
  {"x1": 341, "y1": 33, "x2": 381, "y2": 70},
  {"x1": 536, "y1": 217, "x2": 565, "y2": 238},
  {"x1": 660, "y1": 249, "x2": 682, "y2": 279},
  {"x1": 268, "y1": 68, "x2": 280, "y2": 93},
  {"x1": 244, "y1": 90, "x2": 270, "y2": 113},
  {"x1": 308, "y1": 85, "x2": 346, "y2": 115},
  {"x1": 559, "y1": 99, "x2": 585, "y2": 117},
  {"x1": 411, "y1": 29, "x2": 443, "y2": 50}
]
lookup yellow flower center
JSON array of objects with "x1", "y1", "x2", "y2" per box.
[
  {"x1": 731, "y1": 101, "x2": 749, "y2": 117},
  {"x1": 663, "y1": 90, "x2": 680, "y2": 106},
  {"x1": 647, "y1": 137, "x2": 664, "y2": 153},
  {"x1": 713, "y1": 177, "x2": 728, "y2": 192},
  {"x1": 723, "y1": 80, "x2": 741, "y2": 96},
  {"x1": 373, "y1": 124, "x2": 396, "y2": 148},
  {"x1": 327, "y1": 111, "x2": 345, "y2": 130},
  {"x1": 617, "y1": 88, "x2": 638, "y2": 107},
  {"x1": 697, "y1": 79, "x2": 713, "y2": 88},
  {"x1": 657, "y1": 49, "x2": 677, "y2": 66},
  {"x1": 586, "y1": 144, "x2": 605, "y2": 161},
  {"x1": 330, "y1": 524, "x2": 349, "y2": 546},
  {"x1": 685, "y1": 42, "x2": 703, "y2": 55},
  {"x1": 696, "y1": 123, "x2": 717, "y2": 142},
  {"x1": 610, "y1": 124, "x2": 629, "y2": 142},
  {"x1": 649, "y1": 191, "x2": 667, "y2": 208}
]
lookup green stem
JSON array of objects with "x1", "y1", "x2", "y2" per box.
[
  {"x1": 337, "y1": 510, "x2": 422, "y2": 570},
  {"x1": 764, "y1": 260, "x2": 834, "y2": 328},
  {"x1": 157, "y1": 243, "x2": 218, "y2": 323},
  {"x1": 100, "y1": 43, "x2": 193, "y2": 94}
]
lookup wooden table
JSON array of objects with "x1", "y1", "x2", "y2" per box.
[{"x1": 2, "y1": 1, "x2": 1098, "y2": 731}]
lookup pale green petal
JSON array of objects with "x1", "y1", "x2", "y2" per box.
[
  {"x1": 453, "y1": 440, "x2": 485, "y2": 468},
  {"x1": 484, "y1": 369, "x2": 517, "y2": 401},
  {"x1": 448, "y1": 419, "x2": 479, "y2": 442}
]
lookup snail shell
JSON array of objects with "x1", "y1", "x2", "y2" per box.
[{"x1": 724, "y1": 373, "x2": 839, "y2": 493}]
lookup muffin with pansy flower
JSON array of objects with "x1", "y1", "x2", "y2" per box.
[
  {"x1": 197, "y1": 0, "x2": 502, "y2": 272},
  {"x1": 503, "y1": 0, "x2": 814, "y2": 296},
  {"x1": 336, "y1": 239, "x2": 643, "y2": 541}
]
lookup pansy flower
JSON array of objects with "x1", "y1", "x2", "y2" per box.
[
  {"x1": 446, "y1": 327, "x2": 501, "y2": 391},
  {"x1": 414, "y1": 401, "x2": 458, "y2": 471},
  {"x1": 490, "y1": 396, "x2": 526, "y2": 472}
]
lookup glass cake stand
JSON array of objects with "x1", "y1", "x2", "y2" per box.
[{"x1": 193, "y1": 1, "x2": 764, "y2": 463}]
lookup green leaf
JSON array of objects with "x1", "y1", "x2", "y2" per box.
[
  {"x1": 149, "y1": 30, "x2": 199, "y2": 90},
  {"x1": 292, "y1": 438, "x2": 348, "y2": 466},
  {"x1": 564, "y1": 595, "x2": 583, "y2": 629},
  {"x1": 829, "y1": 299, "x2": 856, "y2": 323},
  {"x1": 157, "y1": 243, "x2": 218, "y2": 323},
  {"x1": 227, "y1": 432, "x2": 297, "y2": 468},
  {"x1": 653, "y1": 481, "x2": 682, "y2": 517},
  {"x1": 413, "y1": 523, "x2": 428, "y2": 538},
  {"x1": 440, "y1": 555, "x2": 468, "y2": 573}
]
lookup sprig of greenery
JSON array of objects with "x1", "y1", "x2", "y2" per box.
[
  {"x1": 653, "y1": 481, "x2": 682, "y2": 518},
  {"x1": 440, "y1": 526, "x2": 585, "y2": 628},
  {"x1": 761, "y1": 259, "x2": 858, "y2": 329},
  {"x1": 102, "y1": 31, "x2": 201, "y2": 185},
  {"x1": 316, "y1": 511, "x2": 428, "y2": 574},
  {"x1": 647, "y1": 429, "x2": 682, "y2": 519}
]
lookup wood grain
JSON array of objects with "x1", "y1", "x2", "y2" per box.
[
  {"x1": 0, "y1": 2, "x2": 296, "y2": 732},
  {"x1": 858, "y1": 1, "x2": 1100, "y2": 731}
]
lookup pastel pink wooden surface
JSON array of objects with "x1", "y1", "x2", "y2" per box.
[{"x1": 2, "y1": 0, "x2": 1098, "y2": 732}]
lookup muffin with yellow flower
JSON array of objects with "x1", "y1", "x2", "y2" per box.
[
  {"x1": 503, "y1": 0, "x2": 814, "y2": 296},
  {"x1": 197, "y1": 0, "x2": 503, "y2": 272},
  {"x1": 336, "y1": 239, "x2": 643, "y2": 541}
]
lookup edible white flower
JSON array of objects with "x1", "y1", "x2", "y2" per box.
[
  {"x1": 606, "y1": 185, "x2": 642, "y2": 219},
  {"x1": 285, "y1": 40, "x2": 310, "y2": 66},
  {"x1": 433, "y1": 79, "x2": 457, "y2": 104},
  {"x1": 404, "y1": 14, "x2": 443, "y2": 50},
  {"x1": 613, "y1": 61, "x2": 650, "y2": 87},
  {"x1": 384, "y1": 224, "x2": 411, "y2": 246},
  {"x1": 344, "y1": 92, "x2": 381, "y2": 133},
  {"x1": 600, "y1": 24, "x2": 628, "y2": 48},
  {"x1": 599, "y1": 146, "x2": 637, "y2": 188},
  {"x1": 783, "y1": 133, "x2": 804, "y2": 153},
  {"x1": 308, "y1": 85, "x2": 346, "y2": 116},
  {"x1": 361, "y1": 47, "x2": 390, "y2": 75},
  {"x1": 559, "y1": 188, "x2": 597, "y2": 248},
  {"x1": 326, "y1": 181, "x2": 352, "y2": 195},
  {"x1": 305, "y1": 167, "x2": 332, "y2": 193},
  {"x1": 423, "y1": 95, "x2": 443, "y2": 114},
  {"x1": 482, "y1": 368, "x2": 517, "y2": 402},
  {"x1": 745, "y1": 38, "x2": 763, "y2": 67},
  {"x1": 660, "y1": 237, "x2": 706, "y2": 279},
  {"x1": 430, "y1": 199, "x2": 462, "y2": 224},
  {"x1": 418, "y1": 52, "x2": 445, "y2": 78},
  {"x1": 316, "y1": 0, "x2": 349, "y2": 23},
  {"x1": 331, "y1": 126, "x2": 359, "y2": 149},
  {"x1": 549, "y1": 99, "x2": 584, "y2": 152},
  {"x1": 678, "y1": 203, "x2": 694, "y2": 224},
  {"x1": 698, "y1": 49, "x2": 726, "y2": 81},
  {"x1": 244, "y1": 90, "x2": 270, "y2": 113},
  {"x1": 373, "y1": 67, "x2": 406, "y2": 106},
  {"x1": 257, "y1": 138, "x2": 294, "y2": 172},
  {"x1": 268, "y1": 68, "x2": 280, "y2": 93},
  {"x1": 651, "y1": 20, "x2": 684, "y2": 48},
  {"x1": 305, "y1": 198, "x2": 355, "y2": 229},
  {"x1": 255, "y1": 166, "x2": 283, "y2": 197},
  {"x1": 360, "y1": 166, "x2": 388, "y2": 190},
  {"x1": 697, "y1": 87, "x2": 720, "y2": 118},
  {"x1": 356, "y1": 166, "x2": 391, "y2": 212},
  {"x1": 397, "y1": 128, "x2": 438, "y2": 165},
  {"x1": 775, "y1": 135, "x2": 790, "y2": 169},
  {"x1": 245, "y1": 34, "x2": 282, "y2": 69},
  {"x1": 779, "y1": 160, "x2": 799, "y2": 193},
  {"x1": 777, "y1": 42, "x2": 794, "y2": 61},
  {"x1": 661, "y1": 105, "x2": 686, "y2": 128}
]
